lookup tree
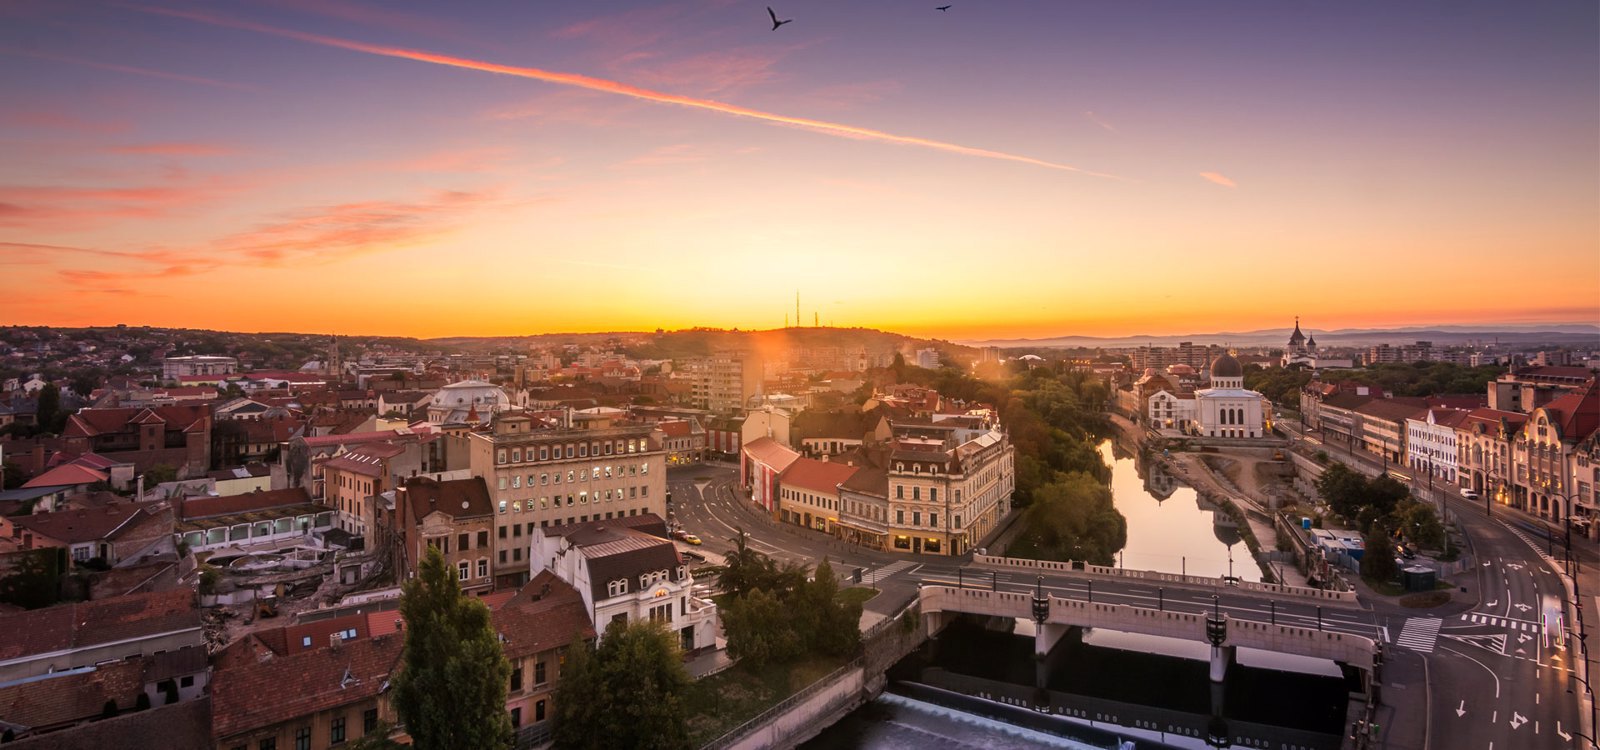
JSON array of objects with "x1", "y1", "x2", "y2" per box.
[
  {"x1": 142, "y1": 464, "x2": 178, "y2": 487},
  {"x1": 553, "y1": 619, "x2": 691, "y2": 750},
  {"x1": 285, "y1": 441, "x2": 310, "y2": 488},
  {"x1": 1, "y1": 461, "x2": 22, "y2": 490},
  {"x1": 1360, "y1": 522, "x2": 1399, "y2": 583},
  {"x1": 35, "y1": 383, "x2": 62, "y2": 434},
  {"x1": 69, "y1": 371, "x2": 101, "y2": 400},
  {"x1": 721, "y1": 588, "x2": 799, "y2": 668},
  {"x1": 800, "y1": 559, "x2": 860, "y2": 658},
  {"x1": 391, "y1": 546, "x2": 513, "y2": 750},
  {"x1": 0, "y1": 548, "x2": 65, "y2": 609},
  {"x1": 1315, "y1": 463, "x2": 1367, "y2": 518},
  {"x1": 344, "y1": 721, "x2": 403, "y2": 750},
  {"x1": 1392, "y1": 500, "x2": 1446, "y2": 550},
  {"x1": 1012, "y1": 472, "x2": 1126, "y2": 565},
  {"x1": 1366, "y1": 475, "x2": 1410, "y2": 517}
]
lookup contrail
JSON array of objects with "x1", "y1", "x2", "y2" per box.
[
  {"x1": 135, "y1": 5, "x2": 1111, "y2": 176},
  {"x1": 0, "y1": 47, "x2": 256, "y2": 91}
]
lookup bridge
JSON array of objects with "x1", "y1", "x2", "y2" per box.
[
  {"x1": 970, "y1": 553, "x2": 1361, "y2": 607},
  {"x1": 919, "y1": 585, "x2": 1378, "y2": 687}
]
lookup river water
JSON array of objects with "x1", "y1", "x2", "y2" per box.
[{"x1": 804, "y1": 437, "x2": 1344, "y2": 748}]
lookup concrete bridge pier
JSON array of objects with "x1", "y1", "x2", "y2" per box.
[
  {"x1": 1033, "y1": 624, "x2": 1079, "y2": 688},
  {"x1": 1208, "y1": 644, "x2": 1236, "y2": 683}
]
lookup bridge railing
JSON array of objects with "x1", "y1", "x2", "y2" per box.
[
  {"x1": 970, "y1": 553, "x2": 1361, "y2": 606},
  {"x1": 919, "y1": 585, "x2": 1376, "y2": 672}
]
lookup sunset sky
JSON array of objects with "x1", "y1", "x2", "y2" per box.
[{"x1": 1, "y1": 1, "x2": 1595, "y2": 341}]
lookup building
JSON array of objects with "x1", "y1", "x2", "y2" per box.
[
  {"x1": 1510, "y1": 380, "x2": 1599, "y2": 523},
  {"x1": 493, "y1": 570, "x2": 595, "y2": 744},
  {"x1": 1455, "y1": 408, "x2": 1527, "y2": 506},
  {"x1": 1406, "y1": 408, "x2": 1469, "y2": 484},
  {"x1": 1192, "y1": 354, "x2": 1269, "y2": 439},
  {"x1": 2, "y1": 503, "x2": 173, "y2": 568},
  {"x1": 1488, "y1": 365, "x2": 1594, "y2": 414},
  {"x1": 686, "y1": 352, "x2": 762, "y2": 413},
  {"x1": 207, "y1": 463, "x2": 273, "y2": 497},
  {"x1": 655, "y1": 418, "x2": 705, "y2": 465},
  {"x1": 0, "y1": 590, "x2": 203, "y2": 683},
  {"x1": 321, "y1": 443, "x2": 416, "y2": 537},
  {"x1": 161, "y1": 355, "x2": 237, "y2": 382},
  {"x1": 468, "y1": 412, "x2": 668, "y2": 588},
  {"x1": 915, "y1": 348, "x2": 941, "y2": 370},
  {"x1": 837, "y1": 464, "x2": 890, "y2": 550},
  {"x1": 1354, "y1": 398, "x2": 1428, "y2": 466},
  {"x1": 389, "y1": 476, "x2": 495, "y2": 595},
  {"x1": 741, "y1": 437, "x2": 800, "y2": 516},
  {"x1": 425, "y1": 380, "x2": 510, "y2": 425},
  {"x1": 60, "y1": 405, "x2": 212, "y2": 479},
  {"x1": 173, "y1": 488, "x2": 334, "y2": 554},
  {"x1": 880, "y1": 421, "x2": 1014, "y2": 555},
  {"x1": 777, "y1": 457, "x2": 859, "y2": 532},
  {"x1": 210, "y1": 632, "x2": 402, "y2": 750},
  {"x1": 529, "y1": 515, "x2": 717, "y2": 652}
]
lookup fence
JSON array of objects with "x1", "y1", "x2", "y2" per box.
[{"x1": 699, "y1": 660, "x2": 864, "y2": 750}]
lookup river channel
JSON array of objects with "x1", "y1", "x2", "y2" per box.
[{"x1": 804, "y1": 437, "x2": 1345, "y2": 748}]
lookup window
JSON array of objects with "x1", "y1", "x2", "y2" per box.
[
  {"x1": 534, "y1": 660, "x2": 547, "y2": 685},
  {"x1": 498, "y1": 500, "x2": 507, "y2": 514},
  {"x1": 511, "y1": 667, "x2": 524, "y2": 692},
  {"x1": 260, "y1": 739, "x2": 277, "y2": 750},
  {"x1": 477, "y1": 558, "x2": 488, "y2": 578},
  {"x1": 541, "y1": 473, "x2": 548, "y2": 485},
  {"x1": 540, "y1": 447, "x2": 549, "y2": 461},
  {"x1": 295, "y1": 727, "x2": 311, "y2": 750},
  {"x1": 478, "y1": 531, "x2": 489, "y2": 547},
  {"x1": 331, "y1": 716, "x2": 346, "y2": 745},
  {"x1": 458, "y1": 562, "x2": 469, "y2": 581},
  {"x1": 955, "y1": 514, "x2": 962, "y2": 528},
  {"x1": 913, "y1": 488, "x2": 920, "y2": 501},
  {"x1": 498, "y1": 526, "x2": 507, "y2": 539},
  {"x1": 497, "y1": 449, "x2": 507, "y2": 465},
  {"x1": 499, "y1": 550, "x2": 507, "y2": 564},
  {"x1": 511, "y1": 707, "x2": 522, "y2": 728},
  {"x1": 930, "y1": 513, "x2": 938, "y2": 527},
  {"x1": 913, "y1": 511, "x2": 921, "y2": 526},
  {"x1": 536, "y1": 699, "x2": 547, "y2": 722},
  {"x1": 513, "y1": 548, "x2": 522, "y2": 561},
  {"x1": 512, "y1": 448, "x2": 521, "y2": 462},
  {"x1": 896, "y1": 509, "x2": 905, "y2": 524},
  {"x1": 512, "y1": 475, "x2": 521, "y2": 489},
  {"x1": 181, "y1": 675, "x2": 194, "y2": 688},
  {"x1": 498, "y1": 477, "x2": 507, "y2": 491},
  {"x1": 364, "y1": 708, "x2": 378, "y2": 733},
  {"x1": 929, "y1": 488, "x2": 937, "y2": 502},
  {"x1": 458, "y1": 533, "x2": 469, "y2": 550},
  {"x1": 896, "y1": 486, "x2": 904, "y2": 499}
]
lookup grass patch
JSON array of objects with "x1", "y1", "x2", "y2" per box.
[
  {"x1": 1399, "y1": 590, "x2": 1452, "y2": 608},
  {"x1": 1363, "y1": 578, "x2": 1407, "y2": 597},
  {"x1": 837, "y1": 587, "x2": 879, "y2": 608},
  {"x1": 684, "y1": 655, "x2": 847, "y2": 745}
]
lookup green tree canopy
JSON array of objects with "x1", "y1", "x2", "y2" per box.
[
  {"x1": 1009, "y1": 472, "x2": 1126, "y2": 566},
  {"x1": 1361, "y1": 522, "x2": 1399, "y2": 583},
  {"x1": 553, "y1": 618, "x2": 690, "y2": 750},
  {"x1": 1392, "y1": 499, "x2": 1446, "y2": 550},
  {"x1": 392, "y1": 546, "x2": 513, "y2": 750}
]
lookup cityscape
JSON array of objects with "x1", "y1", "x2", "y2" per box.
[{"x1": 0, "y1": 3, "x2": 1597, "y2": 750}]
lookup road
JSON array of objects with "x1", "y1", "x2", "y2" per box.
[{"x1": 1279, "y1": 417, "x2": 1594, "y2": 749}]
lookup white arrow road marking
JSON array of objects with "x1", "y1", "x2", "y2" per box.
[
  {"x1": 1557, "y1": 721, "x2": 1571, "y2": 741},
  {"x1": 1520, "y1": 633, "x2": 1534, "y2": 644},
  {"x1": 1515, "y1": 603, "x2": 1533, "y2": 612},
  {"x1": 1510, "y1": 712, "x2": 1528, "y2": 730},
  {"x1": 1486, "y1": 600, "x2": 1499, "y2": 607},
  {"x1": 1456, "y1": 700, "x2": 1466, "y2": 717}
]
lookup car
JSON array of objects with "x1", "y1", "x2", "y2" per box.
[
  {"x1": 669, "y1": 529, "x2": 687, "y2": 541},
  {"x1": 1461, "y1": 489, "x2": 1480, "y2": 500},
  {"x1": 682, "y1": 534, "x2": 702, "y2": 545}
]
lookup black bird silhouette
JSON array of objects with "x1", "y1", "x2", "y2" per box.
[
  {"x1": 936, "y1": 5, "x2": 952, "y2": 10},
  {"x1": 767, "y1": 6, "x2": 792, "y2": 30}
]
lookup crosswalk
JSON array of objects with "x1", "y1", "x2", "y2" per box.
[
  {"x1": 872, "y1": 560, "x2": 920, "y2": 581},
  {"x1": 1394, "y1": 617, "x2": 1443, "y2": 653},
  {"x1": 1459, "y1": 613, "x2": 1543, "y2": 632}
]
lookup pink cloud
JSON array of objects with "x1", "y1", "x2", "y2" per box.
[
  {"x1": 1084, "y1": 111, "x2": 1118, "y2": 134},
  {"x1": 1199, "y1": 172, "x2": 1237, "y2": 188},
  {"x1": 109, "y1": 142, "x2": 239, "y2": 157},
  {"x1": 0, "y1": 179, "x2": 232, "y2": 228}
]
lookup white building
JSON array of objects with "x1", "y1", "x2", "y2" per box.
[
  {"x1": 1407, "y1": 408, "x2": 1468, "y2": 483},
  {"x1": 1147, "y1": 390, "x2": 1197, "y2": 431},
  {"x1": 1193, "y1": 353, "x2": 1269, "y2": 438},
  {"x1": 162, "y1": 355, "x2": 238, "y2": 381},
  {"x1": 915, "y1": 348, "x2": 941, "y2": 370},
  {"x1": 529, "y1": 515, "x2": 718, "y2": 652},
  {"x1": 426, "y1": 379, "x2": 510, "y2": 424}
]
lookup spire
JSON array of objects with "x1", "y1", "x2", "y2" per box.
[{"x1": 1288, "y1": 316, "x2": 1306, "y2": 347}]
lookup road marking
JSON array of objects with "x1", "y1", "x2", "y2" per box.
[
  {"x1": 1509, "y1": 712, "x2": 1527, "y2": 730},
  {"x1": 1558, "y1": 721, "x2": 1571, "y2": 741},
  {"x1": 1440, "y1": 644, "x2": 1501, "y2": 699},
  {"x1": 1456, "y1": 699, "x2": 1466, "y2": 717},
  {"x1": 1396, "y1": 617, "x2": 1443, "y2": 653}
]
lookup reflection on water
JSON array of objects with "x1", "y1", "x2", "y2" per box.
[
  {"x1": 1111, "y1": 440, "x2": 1257, "y2": 581},
  {"x1": 804, "y1": 692, "x2": 1110, "y2": 750}
]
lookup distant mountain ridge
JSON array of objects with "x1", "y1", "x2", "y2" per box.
[{"x1": 967, "y1": 323, "x2": 1600, "y2": 349}]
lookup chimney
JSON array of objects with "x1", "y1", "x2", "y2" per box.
[{"x1": 329, "y1": 632, "x2": 342, "y2": 650}]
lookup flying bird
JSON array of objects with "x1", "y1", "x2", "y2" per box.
[
  {"x1": 767, "y1": 6, "x2": 792, "y2": 30},
  {"x1": 937, "y1": 5, "x2": 952, "y2": 10}
]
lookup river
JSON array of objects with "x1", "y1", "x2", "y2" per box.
[{"x1": 804, "y1": 437, "x2": 1344, "y2": 748}]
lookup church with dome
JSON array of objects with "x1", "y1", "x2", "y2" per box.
[
  {"x1": 1282, "y1": 317, "x2": 1317, "y2": 368},
  {"x1": 1146, "y1": 351, "x2": 1270, "y2": 438}
]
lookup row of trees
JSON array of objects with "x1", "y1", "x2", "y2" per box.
[
  {"x1": 1315, "y1": 463, "x2": 1445, "y2": 583},
  {"x1": 720, "y1": 530, "x2": 862, "y2": 668}
]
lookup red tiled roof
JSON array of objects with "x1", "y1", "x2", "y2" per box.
[
  {"x1": 211, "y1": 633, "x2": 403, "y2": 740},
  {"x1": 492, "y1": 570, "x2": 595, "y2": 659},
  {"x1": 175, "y1": 488, "x2": 312, "y2": 521},
  {"x1": 21, "y1": 463, "x2": 108, "y2": 489},
  {"x1": 297, "y1": 429, "x2": 414, "y2": 449},
  {"x1": 0, "y1": 590, "x2": 199, "y2": 662},
  {"x1": 1461, "y1": 408, "x2": 1528, "y2": 436},
  {"x1": 399, "y1": 476, "x2": 493, "y2": 520},
  {"x1": 62, "y1": 405, "x2": 209, "y2": 438},
  {"x1": 657, "y1": 420, "x2": 693, "y2": 438},
  {"x1": 780, "y1": 457, "x2": 859, "y2": 495},
  {"x1": 282, "y1": 613, "x2": 368, "y2": 655},
  {"x1": 1537, "y1": 380, "x2": 1600, "y2": 443},
  {"x1": 1354, "y1": 398, "x2": 1429, "y2": 424},
  {"x1": 5, "y1": 695, "x2": 211, "y2": 749},
  {"x1": 8, "y1": 504, "x2": 149, "y2": 545},
  {"x1": 742, "y1": 437, "x2": 800, "y2": 473},
  {"x1": 0, "y1": 658, "x2": 147, "y2": 731}
]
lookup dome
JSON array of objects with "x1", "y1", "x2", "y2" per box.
[
  {"x1": 1210, "y1": 352, "x2": 1243, "y2": 379},
  {"x1": 1288, "y1": 317, "x2": 1306, "y2": 346},
  {"x1": 1167, "y1": 364, "x2": 1195, "y2": 375}
]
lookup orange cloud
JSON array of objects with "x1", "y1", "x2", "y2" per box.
[
  {"x1": 0, "y1": 180, "x2": 229, "y2": 227},
  {"x1": 214, "y1": 189, "x2": 493, "y2": 265},
  {"x1": 138, "y1": 6, "x2": 1113, "y2": 177},
  {"x1": 1199, "y1": 171, "x2": 1237, "y2": 188}
]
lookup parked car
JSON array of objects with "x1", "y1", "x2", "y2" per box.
[{"x1": 1461, "y1": 489, "x2": 1479, "y2": 500}]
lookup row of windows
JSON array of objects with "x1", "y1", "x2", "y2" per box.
[
  {"x1": 892, "y1": 509, "x2": 951, "y2": 528},
  {"x1": 781, "y1": 488, "x2": 837, "y2": 512},
  {"x1": 456, "y1": 558, "x2": 490, "y2": 580},
  {"x1": 497, "y1": 438, "x2": 646, "y2": 465},
  {"x1": 234, "y1": 708, "x2": 378, "y2": 750},
  {"x1": 499, "y1": 463, "x2": 650, "y2": 490},
  {"x1": 894, "y1": 486, "x2": 940, "y2": 501},
  {"x1": 497, "y1": 485, "x2": 649, "y2": 513}
]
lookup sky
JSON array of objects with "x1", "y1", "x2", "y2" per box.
[{"x1": 0, "y1": 0, "x2": 1596, "y2": 341}]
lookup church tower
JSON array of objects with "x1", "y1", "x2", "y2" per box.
[
  {"x1": 326, "y1": 337, "x2": 342, "y2": 380},
  {"x1": 1287, "y1": 317, "x2": 1307, "y2": 356}
]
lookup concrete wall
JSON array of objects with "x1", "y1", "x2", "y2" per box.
[{"x1": 724, "y1": 667, "x2": 865, "y2": 750}]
